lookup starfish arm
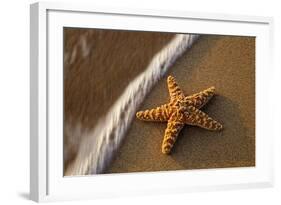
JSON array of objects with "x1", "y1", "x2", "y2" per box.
[
  {"x1": 162, "y1": 118, "x2": 184, "y2": 154},
  {"x1": 185, "y1": 86, "x2": 215, "y2": 108},
  {"x1": 167, "y1": 75, "x2": 185, "y2": 100},
  {"x1": 136, "y1": 104, "x2": 171, "y2": 122},
  {"x1": 184, "y1": 106, "x2": 223, "y2": 131}
]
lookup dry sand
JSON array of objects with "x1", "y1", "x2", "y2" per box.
[{"x1": 107, "y1": 35, "x2": 255, "y2": 173}]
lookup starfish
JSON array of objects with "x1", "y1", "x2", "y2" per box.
[{"x1": 136, "y1": 75, "x2": 223, "y2": 154}]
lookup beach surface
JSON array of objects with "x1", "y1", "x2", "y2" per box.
[
  {"x1": 63, "y1": 28, "x2": 255, "y2": 174},
  {"x1": 107, "y1": 35, "x2": 255, "y2": 173}
]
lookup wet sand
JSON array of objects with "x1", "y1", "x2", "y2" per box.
[
  {"x1": 107, "y1": 35, "x2": 255, "y2": 173},
  {"x1": 63, "y1": 28, "x2": 175, "y2": 171}
]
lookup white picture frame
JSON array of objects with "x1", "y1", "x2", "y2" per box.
[{"x1": 30, "y1": 1, "x2": 274, "y2": 202}]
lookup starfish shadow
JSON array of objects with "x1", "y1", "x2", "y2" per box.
[{"x1": 170, "y1": 95, "x2": 255, "y2": 169}]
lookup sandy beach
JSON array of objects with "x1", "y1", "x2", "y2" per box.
[{"x1": 63, "y1": 28, "x2": 255, "y2": 175}]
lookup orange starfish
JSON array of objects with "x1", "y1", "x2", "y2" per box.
[{"x1": 136, "y1": 76, "x2": 223, "y2": 154}]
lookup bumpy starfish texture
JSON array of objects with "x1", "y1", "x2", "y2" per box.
[{"x1": 136, "y1": 75, "x2": 223, "y2": 154}]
